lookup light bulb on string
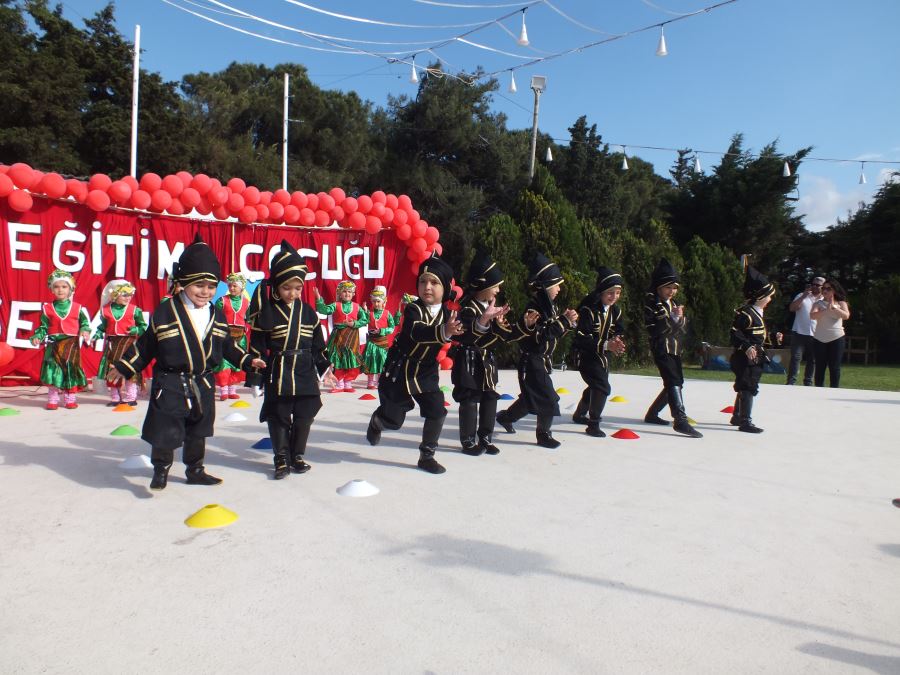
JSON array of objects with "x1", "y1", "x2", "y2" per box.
[
  {"x1": 859, "y1": 162, "x2": 867, "y2": 185},
  {"x1": 782, "y1": 161, "x2": 792, "y2": 177},
  {"x1": 621, "y1": 148, "x2": 629, "y2": 171},
  {"x1": 693, "y1": 155, "x2": 702, "y2": 174},
  {"x1": 517, "y1": 10, "x2": 529, "y2": 47},
  {"x1": 656, "y1": 26, "x2": 668, "y2": 57},
  {"x1": 409, "y1": 57, "x2": 419, "y2": 85},
  {"x1": 545, "y1": 146, "x2": 553, "y2": 162},
  {"x1": 508, "y1": 72, "x2": 517, "y2": 94}
]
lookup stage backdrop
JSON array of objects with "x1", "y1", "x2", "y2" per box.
[{"x1": 0, "y1": 196, "x2": 416, "y2": 384}]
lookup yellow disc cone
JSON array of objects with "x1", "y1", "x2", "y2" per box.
[
  {"x1": 555, "y1": 387, "x2": 571, "y2": 394},
  {"x1": 609, "y1": 395, "x2": 628, "y2": 403},
  {"x1": 687, "y1": 417, "x2": 697, "y2": 425},
  {"x1": 184, "y1": 504, "x2": 239, "y2": 529},
  {"x1": 230, "y1": 400, "x2": 251, "y2": 408}
]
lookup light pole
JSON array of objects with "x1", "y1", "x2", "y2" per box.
[{"x1": 528, "y1": 75, "x2": 547, "y2": 179}]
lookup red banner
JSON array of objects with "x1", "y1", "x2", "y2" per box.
[{"x1": 0, "y1": 196, "x2": 416, "y2": 384}]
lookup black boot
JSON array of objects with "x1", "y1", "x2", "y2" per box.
[
  {"x1": 644, "y1": 389, "x2": 669, "y2": 425},
  {"x1": 185, "y1": 467, "x2": 223, "y2": 485},
  {"x1": 586, "y1": 390, "x2": 607, "y2": 437},
  {"x1": 149, "y1": 461, "x2": 171, "y2": 491},
  {"x1": 268, "y1": 422, "x2": 291, "y2": 479},
  {"x1": 290, "y1": 418, "x2": 313, "y2": 473},
  {"x1": 737, "y1": 391, "x2": 763, "y2": 433},
  {"x1": 458, "y1": 400, "x2": 482, "y2": 456},
  {"x1": 366, "y1": 410, "x2": 384, "y2": 446},
  {"x1": 497, "y1": 398, "x2": 526, "y2": 434},
  {"x1": 667, "y1": 387, "x2": 703, "y2": 438},
  {"x1": 478, "y1": 398, "x2": 500, "y2": 455},
  {"x1": 586, "y1": 421, "x2": 606, "y2": 438},
  {"x1": 496, "y1": 410, "x2": 516, "y2": 434},
  {"x1": 183, "y1": 437, "x2": 223, "y2": 485},
  {"x1": 572, "y1": 389, "x2": 590, "y2": 425},
  {"x1": 729, "y1": 393, "x2": 741, "y2": 426},
  {"x1": 536, "y1": 415, "x2": 561, "y2": 449},
  {"x1": 417, "y1": 417, "x2": 446, "y2": 474}
]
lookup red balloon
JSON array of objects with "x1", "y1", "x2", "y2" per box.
[
  {"x1": 406, "y1": 247, "x2": 420, "y2": 262},
  {"x1": 267, "y1": 202, "x2": 284, "y2": 222},
  {"x1": 357, "y1": 195, "x2": 373, "y2": 213},
  {"x1": 329, "y1": 187, "x2": 346, "y2": 203},
  {"x1": 306, "y1": 193, "x2": 319, "y2": 211},
  {"x1": 433, "y1": 242, "x2": 443, "y2": 255},
  {"x1": 88, "y1": 173, "x2": 112, "y2": 192},
  {"x1": 66, "y1": 179, "x2": 88, "y2": 203},
  {"x1": 190, "y1": 173, "x2": 212, "y2": 197},
  {"x1": 8, "y1": 163, "x2": 35, "y2": 189},
  {"x1": 385, "y1": 193, "x2": 399, "y2": 210},
  {"x1": 238, "y1": 206, "x2": 257, "y2": 223},
  {"x1": 417, "y1": 250, "x2": 431, "y2": 263},
  {"x1": 398, "y1": 194, "x2": 412, "y2": 210},
  {"x1": 411, "y1": 220, "x2": 427, "y2": 238},
  {"x1": 161, "y1": 174, "x2": 183, "y2": 197},
  {"x1": 283, "y1": 205, "x2": 300, "y2": 224},
  {"x1": 371, "y1": 190, "x2": 386, "y2": 204},
  {"x1": 0, "y1": 342, "x2": 14, "y2": 368},
  {"x1": 411, "y1": 237, "x2": 427, "y2": 253},
  {"x1": 342, "y1": 196, "x2": 358, "y2": 214},
  {"x1": 424, "y1": 226, "x2": 440, "y2": 245},
  {"x1": 86, "y1": 189, "x2": 111, "y2": 212},
  {"x1": 180, "y1": 187, "x2": 201, "y2": 209},
  {"x1": 121, "y1": 175, "x2": 139, "y2": 192},
  {"x1": 409, "y1": 261, "x2": 420, "y2": 276},
  {"x1": 227, "y1": 177, "x2": 246, "y2": 193},
  {"x1": 212, "y1": 205, "x2": 230, "y2": 221},
  {"x1": 314, "y1": 209, "x2": 331, "y2": 227},
  {"x1": 273, "y1": 189, "x2": 291, "y2": 206},
  {"x1": 209, "y1": 186, "x2": 229, "y2": 206},
  {"x1": 227, "y1": 192, "x2": 245, "y2": 213},
  {"x1": 396, "y1": 224, "x2": 412, "y2": 241},
  {"x1": 393, "y1": 209, "x2": 408, "y2": 226},
  {"x1": 197, "y1": 196, "x2": 212, "y2": 215},
  {"x1": 0, "y1": 174, "x2": 13, "y2": 198},
  {"x1": 167, "y1": 197, "x2": 185, "y2": 216},
  {"x1": 130, "y1": 189, "x2": 151, "y2": 210},
  {"x1": 348, "y1": 212, "x2": 366, "y2": 230},
  {"x1": 242, "y1": 186, "x2": 260, "y2": 206},
  {"x1": 381, "y1": 207, "x2": 394, "y2": 225},
  {"x1": 299, "y1": 208, "x2": 315, "y2": 227},
  {"x1": 139, "y1": 172, "x2": 162, "y2": 193},
  {"x1": 370, "y1": 202, "x2": 385, "y2": 218},
  {"x1": 365, "y1": 215, "x2": 382, "y2": 235},
  {"x1": 331, "y1": 205, "x2": 345, "y2": 222},
  {"x1": 291, "y1": 191, "x2": 308, "y2": 209},
  {"x1": 27, "y1": 170, "x2": 43, "y2": 190},
  {"x1": 0, "y1": 165, "x2": 8, "y2": 174},
  {"x1": 40, "y1": 173, "x2": 67, "y2": 199},
  {"x1": 150, "y1": 189, "x2": 172, "y2": 212},
  {"x1": 108, "y1": 180, "x2": 133, "y2": 204},
  {"x1": 7, "y1": 189, "x2": 33, "y2": 212},
  {"x1": 259, "y1": 191, "x2": 272, "y2": 205},
  {"x1": 317, "y1": 193, "x2": 335, "y2": 212},
  {"x1": 176, "y1": 171, "x2": 193, "y2": 189},
  {"x1": 439, "y1": 358, "x2": 453, "y2": 371},
  {"x1": 407, "y1": 209, "x2": 420, "y2": 226}
]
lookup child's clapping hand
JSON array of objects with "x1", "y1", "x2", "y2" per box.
[
  {"x1": 444, "y1": 311, "x2": 464, "y2": 337},
  {"x1": 523, "y1": 309, "x2": 540, "y2": 328},
  {"x1": 563, "y1": 308, "x2": 578, "y2": 326}
]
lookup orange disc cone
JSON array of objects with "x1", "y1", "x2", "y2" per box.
[{"x1": 113, "y1": 403, "x2": 133, "y2": 412}]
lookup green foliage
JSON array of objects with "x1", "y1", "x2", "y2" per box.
[
  {"x1": 861, "y1": 274, "x2": 900, "y2": 357},
  {"x1": 680, "y1": 236, "x2": 743, "y2": 350}
]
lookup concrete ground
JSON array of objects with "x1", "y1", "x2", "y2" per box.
[{"x1": 0, "y1": 371, "x2": 898, "y2": 675}]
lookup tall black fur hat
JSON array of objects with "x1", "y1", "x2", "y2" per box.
[
  {"x1": 528, "y1": 252, "x2": 564, "y2": 290},
  {"x1": 172, "y1": 233, "x2": 221, "y2": 286},
  {"x1": 418, "y1": 254, "x2": 457, "y2": 301},
  {"x1": 465, "y1": 251, "x2": 504, "y2": 293},
  {"x1": 595, "y1": 266, "x2": 624, "y2": 294},
  {"x1": 270, "y1": 239, "x2": 309, "y2": 288},
  {"x1": 649, "y1": 258, "x2": 679, "y2": 291},
  {"x1": 743, "y1": 266, "x2": 776, "y2": 302}
]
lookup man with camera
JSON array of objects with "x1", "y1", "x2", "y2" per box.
[{"x1": 786, "y1": 276, "x2": 824, "y2": 385}]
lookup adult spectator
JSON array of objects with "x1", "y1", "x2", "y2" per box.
[
  {"x1": 786, "y1": 276, "x2": 824, "y2": 385},
  {"x1": 809, "y1": 279, "x2": 851, "y2": 388}
]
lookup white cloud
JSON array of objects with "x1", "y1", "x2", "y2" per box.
[
  {"x1": 796, "y1": 174, "x2": 869, "y2": 232},
  {"x1": 878, "y1": 167, "x2": 900, "y2": 185}
]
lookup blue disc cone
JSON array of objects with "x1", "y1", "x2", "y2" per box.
[
  {"x1": 500, "y1": 393, "x2": 515, "y2": 400},
  {"x1": 251, "y1": 437, "x2": 273, "y2": 450}
]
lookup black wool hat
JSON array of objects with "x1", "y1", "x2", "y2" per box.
[
  {"x1": 595, "y1": 266, "x2": 624, "y2": 294},
  {"x1": 270, "y1": 239, "x2": 309, "y2": 288},
  {"x1": 649, "y1": 258, "x2": 679, "y2": 291},
  {"x1": 528, "y1": 252, "x2": 564, "y2": 290},
  {"x1": 418, "y1": 254, "x2": 457, "y2": 300},
  {"x1": 465, "y1": 251, "x2": 504, "y2": 293},
  {"x1": 743, "y1": 265, "x2": 776, "y2": 302},
  {"x1": 172, "y1": 233, "x2": 221, "y2": 286}
]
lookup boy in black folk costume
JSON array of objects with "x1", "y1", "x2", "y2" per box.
[
  {"x1": 642, "y1": 258, "x2": 703, "y2": 438},
  {"x1": 366, "y1": 255, "x2": 463, "y2": 474},
  {"x1": 245, "y1": 241, "x2": 331, "y2": 480},
  {"x1": 572, "y1": 267, "x2": 626, "y2": 438},
  {"x1": 452, "y1": 253, "x2": 538, "y2": 456},
  {"x1": 729, "y1": 266, "x2": 780, "y2": 433},
  {"x1": 496, "y1": 253, "x2": 579, "y2": 449},
  {"x1": 111, "y1": 235, "x2": 265, "y2": 491}
]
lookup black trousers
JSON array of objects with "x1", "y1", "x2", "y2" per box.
[
  {"x1": 653, "y1": 353, "x2": 685, "y2": 388},
  {"x1": 730, "y1": 350, "x2": 763, "y2": 395},
  {"x1": 813, "y1": 337, "x2": 844, "y2": 388},
  {"x1": 374, "y1": 377, "x2": 447, "y2": 430}
]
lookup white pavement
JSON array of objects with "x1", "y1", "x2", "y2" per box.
[{"x1": 1, "y1": 371, "x2": 899, "y2": 674}]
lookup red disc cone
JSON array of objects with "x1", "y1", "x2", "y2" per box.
[
  {"x1": 359, "y1": 393, "x2": 376, "y2": 400},
  {"x1": 721, "y1": 406, "x2": 735, "y2": 413},
  {"x1": 611, "y1": 429, "x2": 640, "y2": 440}
]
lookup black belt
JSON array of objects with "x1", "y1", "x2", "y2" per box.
[{"x1": 273, "y1": 348, "x2": 310, "y2": 356}]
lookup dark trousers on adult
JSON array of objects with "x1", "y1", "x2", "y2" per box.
[
  {"x1": 813, "y1": 337, "x2": 844, "y2": 388},
  {"x1": 786, "y1": 331, "x2": 816, "y2": 385}
]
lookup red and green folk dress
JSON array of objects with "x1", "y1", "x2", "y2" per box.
[
  {"x1": 362, "y1": 308, "x2": 402, "y2": 375},
  {"x1": 316, "y1": 297, "x2": 369, "y2": 386},
  {"x1": 30, "y1": 299, "x2": 90, "y2": 391},
  {"x1": 214, "y1": 293, "x2": 250, "y2": 397},
  {"x1": 93, "y1": 303, "x2": 147, "y2": 384}
]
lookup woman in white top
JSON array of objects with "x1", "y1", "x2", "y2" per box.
[{"x1": 809, "y1": 279, "x2": 851, "y2": 388}]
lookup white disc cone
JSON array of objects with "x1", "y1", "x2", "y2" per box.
[
  {"x1": 336, "y1": 479, "x2": 380, "y2": 498},
  {"x1": 223, "y1": 412, "x2": 247, "y2": 422},
  {"x1": 120, "y1": 454, "x2": 152, "y2": 470}
]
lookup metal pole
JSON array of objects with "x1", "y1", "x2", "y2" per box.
[
  {"x1": 129, "y1": 25, "x2": 141, "y2": 178},
  {"x1": 528, "y1": 86, "x2": 541, "y2": 179},
  {"x1": 282, "y1": 73, "x2": 289, "y2": 191}
]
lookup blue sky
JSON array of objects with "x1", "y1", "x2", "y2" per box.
[{"x1": 57, "y1": 0, "x2": 900, "y2": 231}]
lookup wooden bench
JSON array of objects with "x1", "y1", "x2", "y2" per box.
[{"x1": 844, "y1": 335, "x2": 877, "y2": 364}]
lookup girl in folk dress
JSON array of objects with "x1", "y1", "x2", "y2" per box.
[
  {"x1": 214, "y1": 273, "x2": 251, "y2": 400},
  {"x1": 92, "y1": 280, "x2": 147, "y2": 407},
  {"x1": 29, "y1": 270, "x2": 92, "y2": 410},
  {"x1": 315, "y1": 281, "x2": 368, "y2": 392},
  {"x1": 361, "y1": 285, "x2": 401, "y2": 390}
]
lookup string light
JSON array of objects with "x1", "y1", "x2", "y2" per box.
[
  {"x1": 782, "y1": 161, "x2": 791, "y2": 177},
  {"x1": 693, "y1": 155, "x2": 702, "y2": 173},
  {"x1": 517, "y1": 9, "x2": 530, "y2": 46},
  {"x1": 545, "y1": 146, "x2": 553, "y2": 162},
  {"x1": 655, "y1": 26, "x2": 668, "y2": 57},
  {"x1": 621, "y1": 148, "x2": 629, "y2": 171},
  {"x1": 859, "y1": 162, "x2": 867, "y2": 185},
  {"x1": 410, "y1": 56, "x2": 419, "y2": 83},
  {"x1": 508, "y1": 71, "x2": 517, "y2": 93}
]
